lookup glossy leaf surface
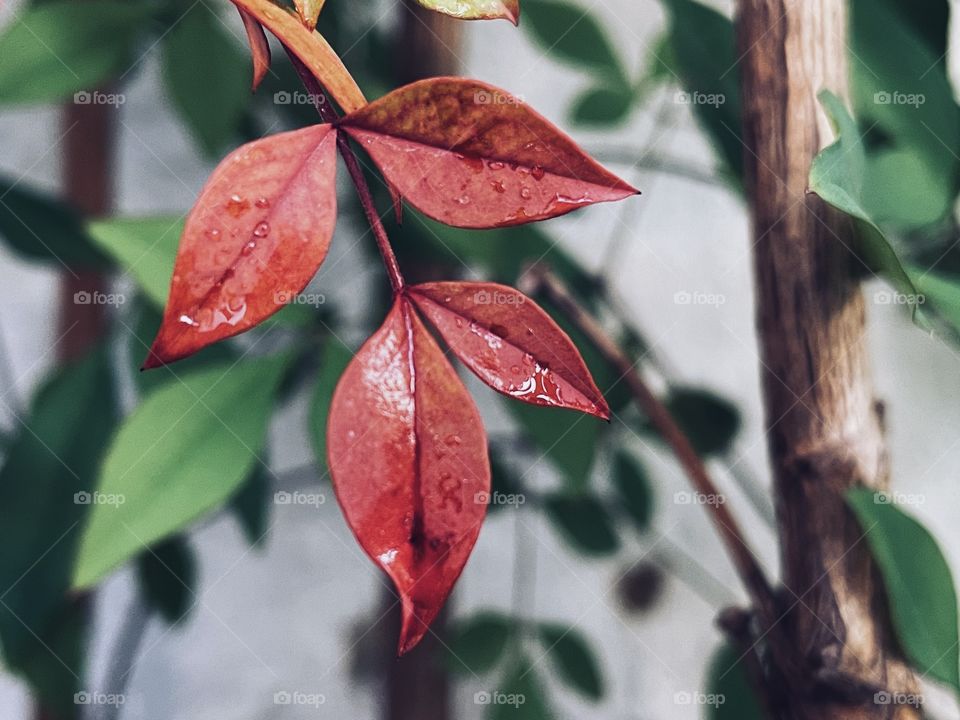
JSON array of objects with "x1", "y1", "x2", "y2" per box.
[
  {"x1": 328, "y1": 299, "x2": 490, "y2": 655},
  {"x1": 341, "y1": 78, "x2": 637, "y2": 228},
  {"x1": 237, "y1": 7, "x2": 272, "y2": 91},
  {"x1": 415, "y1": 0, "x2": 519, "y2": 23},
  {"x1": 409, "y1": 281, "x2": 609, "y2": 418},
  {"x1": 145, "y1": 124, "x2": 337, "y2": 368},
  {"x1": 230, "y1": 0, "x2": 366, "y2": 112}
]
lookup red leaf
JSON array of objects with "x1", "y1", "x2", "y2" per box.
[
  {"x1": 327, "y1": 298, "x2": 490, "y2": 655},
  {"x1": 340, "y1": 77, "x2": 638, "y2": 228},
  {"x1": 144, "y1": 124, "x2": 338, "y2": 368},
  {"x1": 409, "y1": 282, "x2": 610, "y2": 419},
  {"x1": 293, "y1": 0, "x2": 325, "y2": 30},
  {"x1": 237, "y1": 7, "x2": 271, "y2": 91}
]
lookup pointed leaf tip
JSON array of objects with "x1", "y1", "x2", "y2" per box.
[
  {"x1": 236, "y1": 8, "x2": 271, "y2": 91},
  {"x1": 328, "y1": 299, "x2": 490, "y2": 655},
  {"x1": 414, "y1": 0, "x2": 520, "y2": 24}
]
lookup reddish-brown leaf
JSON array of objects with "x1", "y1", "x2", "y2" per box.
[
  {"x1": 409, "y1": 282, "x2": 610, "y2": 419},
  {"x1": 327, "y1": 298, "x2": 490, "y2": 655},
  {"x1": 144, "y1": 124, "x2": 338, "y2": 368},
  {"x1": 340, "y1": 77, "x2": 638, "y2": 228},
  {"x1": 236, "y1": 7, "x2": 271, "y2": 91},
  {"x1": 230, "y1": 0, "x2": 366, "y2": 113},
  {"x1": 293, "y1": 0, "x2": 326, "y2": 30}
]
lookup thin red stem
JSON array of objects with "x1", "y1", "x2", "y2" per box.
[{"x1": 284, "y1": 47, "x2": 405, "y2": 294}]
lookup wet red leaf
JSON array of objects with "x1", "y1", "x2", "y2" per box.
[
  {"x1": 327, "y1": 298, "x2": 490, "y2": 655},
  {"x1": 409, "y1": 281, "x2": 610, "y2": 419},
  {"x1": 144, "y1": 124, "x2": 338, "y2": 368},
  {"x1": 236, "y1": 7, "x2": 271, "y2": 91},
  {"x1": 340, "y1": 77, "x2": 638, "y2": 228}
]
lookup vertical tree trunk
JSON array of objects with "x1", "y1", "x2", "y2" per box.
[{"x1": 737, "y1": 2, "x2": 919, "y2": 718}]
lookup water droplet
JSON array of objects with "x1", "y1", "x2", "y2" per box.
[
  {"x1": 179, "y1": 314, "x2": 198, "y2": 327},
  {"x1": 490, "y1": 180, "x2": 505, "y2": 194},
  {"x1": 531, "y1": 166, "x2": 546, "y2": 181},
  {"x1": 444, "y1": 296, "x2": 452, "y2": 303},
  {"x1": 225, "y1": 194, "x2": 250, "y2": 217},
  {"x1": 456, "y1": 195, "x2": 471, "y2": 205},
  {"x1": 511, "y1": 365, "x2": 521, "y2": 374},
  {"x1": 522, "y1": 352, "x2": 534, "y2": 366},
  {"x1": 489, "y1": 161, "x2": 505, "y2": 170},
  {"x1": 253, "y1": 221, "x2": 270, "y2": 238},
  {"x1": 520, "y1": 186, "x2": 532, "y2": 199},
  {"x1": 205, "y1": 228, "x2": 222, "y2": 241},
  {"x1": 255, "y1": 196, "x2": 270, "y2": 209},
  {"x1": 241, "y1": 241, "x2": 256, "y2": 256},
  {"x1": 444, "y1": 434, "x2": 462, "y2": 446},
  {"x1": 455, "y1": 318, "x2": 464, "y2": 328}
]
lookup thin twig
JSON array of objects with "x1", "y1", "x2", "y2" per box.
[{"x1": 521, "y1": 264, "x2": 776, "y2": 621}]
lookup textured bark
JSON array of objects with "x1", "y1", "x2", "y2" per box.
[{"x1": 737, "y1": 2, "x2": 920, "y2": 718}]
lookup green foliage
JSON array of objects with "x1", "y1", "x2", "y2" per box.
[
  {"x1": 653, "y1": 386, "x2": 740, "y2": 457},
  {"x1": 136, "y1": 535, "x2": 197, "y2": 623},
  {"x1": 230, "y1": 465, "x2": 271, "y2": 546},
  {"x1": 848, "y1": 489, "x2": 960, "y2": 692},
  {"x1": 490, "y1": 658, "x2": 551, "y2": 720},
  {"x1": 162, "y1": 3, "x2": 250, "y2": 156},
  {"x1": 706, "y1": 642, "x2": 764, "y2": 720},
  {"x1": 73, "y1": 354, "x2": 290, "y2": 588},
  {"x1": 0, "y1": 1, "x2": 148, "y2": 105},
  {"x1": 0, "y1": 350, "x2": 117, "y2": 712},
  {"x1": 543, "y1": 492, "x2": 619, "y2": 556},
  {"x1": 446, "y1": 611, "x2": 513, "y2": 675},
  {"x1": 611, "y1": 451, "x2": 653, "y2": 531},
  {"x1": 537, "y1": 623, "x2": 604, "y2": 699},
  {"x1": 0, "y1": 177, "x2": 107, "y2": 267},
  {"x1": 570, "y1": 84, "x2": 633, "y2": 126}
]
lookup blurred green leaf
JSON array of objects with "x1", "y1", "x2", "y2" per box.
[
  {"x1": 537, "y1": 623, "x2": 604, "y2": 699},
  {"x1": 308, "y1": 337, "x2": 353, "y2": 476},
  {"x1": 0, "y1": 1, "x2": 147, "y2": 104},
  {"x1": 508, "y1": 401, "x2": 598, "y2": 489},
  {"x1": 490, "y1": 658, "x2": 552, "y2": 720},
  {"x1": 521, "y1": 0, "x2": 627, "y2": 84},
  {"x1": 73, "y1": 354, "x2": 290, "y2": 588},
  {"x1": 162, "y1": 3, "x2": 249, "y2": 156},
  {"x1": 230, "y1": 465, "x2": 270, "y2": 546},
  {"x1": 570, "y1": 83, "x2": 633, "y2": 126},
  {"x1": 706, "y1": 642, "x2": 764, "y2": 720},
  {"x1": 543, "y1": 492, "x2": 619, "y2": 556},
  {"x1": 847, "y1": 488, "x2": 960, "y2": 693},
  {"x1": 611, "y1": 451, "x2": 653, "y2": 531},
  {"x1": 645, "y1": 386, "x2": 739, "y2": 457},
  {"x1": 0, "y1": 349, "x2": 117, "y2": 711},
  {"x1": 661, "y1": 0, "x2": 743, "y2": 184},
  {"x1": 136, "y1": 535, "x2": 196, "y2": 623},
  {"x1": 88, "y1": 216, "x2": 183, "y2": 307},
  {"x1": 0, "y1": 177, "x2": 107, "y2": 267},
  {"x1": 446, "y1": 611, "x2": 512, "y2": 675}
]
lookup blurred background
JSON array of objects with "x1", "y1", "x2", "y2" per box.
[{"x1": 2, "y1": 0, "x2": 960, "y2": 718}]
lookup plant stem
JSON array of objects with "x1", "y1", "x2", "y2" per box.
[
  {"x1": 521, "y1": 264, "x2": 776, "y2": 622},
  {"x1": 285, "y1": 48, "x2": 405, "y2": 294}
]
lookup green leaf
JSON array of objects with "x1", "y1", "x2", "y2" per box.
[
  {"x1": 0, "y1": 350, "x2": 117, "y2": 709},
  {"x1": 73, "y1": 354, "x2": 290, "y2": 588},
  {"x1": 230, "y1": 465, "x2": 270, "y2": 546},
  {"x1": 658, "y1": 387, "x2": 740, "y2": 457},
  {"x1": 611, "y1": 451, "x2": 653, "y2": 531},
  {"x1": 162, "y1": 4, "x2": 250, "y2": 156},
  {"x1": 847, "y1": 489, "x2": 960, "y2": 692},
  {"x1": 309, "y1": 337, "x2": 354, "y2": 477},
  {"x1": 489, "y1": 658, "x2": 552, "y2": 720},
  {"x1": 136, "y1": 535, "x2": 196, "y2": 623},
  {"x1": 706, "y1": 642, "x2": 764, "y2": 720},
  {"x1": 661, "y1": 0, "x2": 743, "y2": 184},
  {"x1": 810, "y1": 92, "x2": 921, "y2": 304},
  {"x1": 0, "y1": 1, "x2": 147, "y2": 105},
  {"x1": 521, "y1": 0, "x2": 627, "y2": 84},
  {"x1": 543, "y1": 493, "x2": 619, "y2": 556},
  {"x1": 537, "y1": 623, "x2": 603, "y2": 699},
  {"x1": 0, "y1": 177, "x2": 107, "y2": 267},
  {"x1": 570, "y1": 83, "x2": 633, "y2": 126},
  {"x1": 87, "y1": 216, "x2": 183, "y2": 308},
  {"x1": 446, "y1": 612, "x2": 512, "y2": 675}
]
